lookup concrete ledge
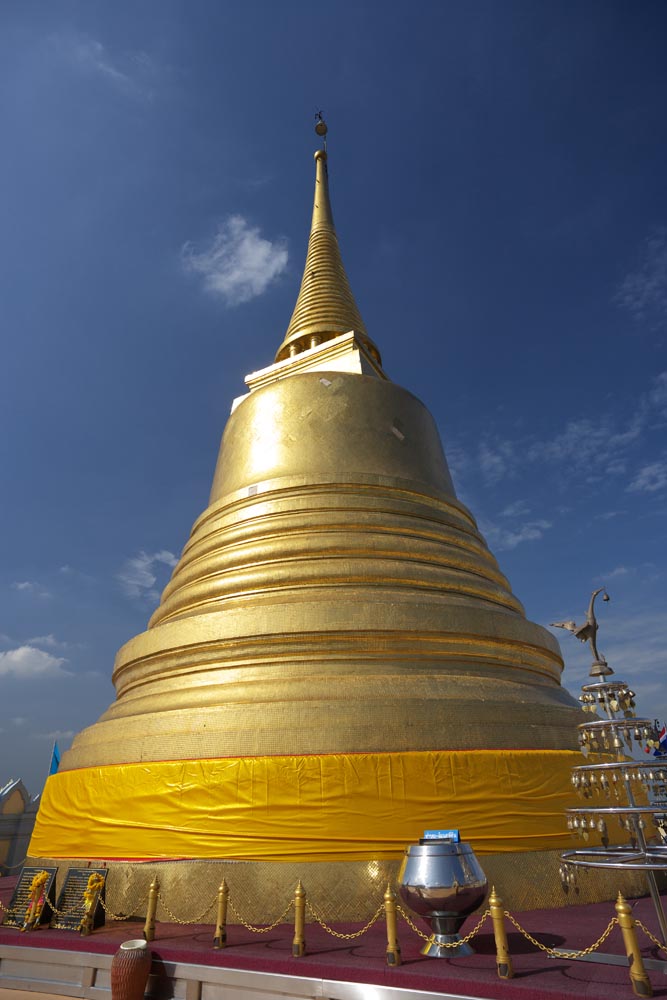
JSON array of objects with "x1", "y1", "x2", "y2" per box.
[{"x1": 0, "y1": 945, "x2": 460, "y2": 1000}]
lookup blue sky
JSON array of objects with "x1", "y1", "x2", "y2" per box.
[{"x1": 1, "y1": 1, "x2": 666, "y2": 795}]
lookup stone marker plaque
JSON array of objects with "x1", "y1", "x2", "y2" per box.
[
  {"x1": 50, "y1": 867, "x2": 107, "y2": 931},
  {"x1": 3, "y1": 865, "x2": 58, "y2": 928}
]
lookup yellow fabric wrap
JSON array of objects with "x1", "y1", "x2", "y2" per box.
[{"x1": 30, "y1": 749, "x2": 582, "y2": 861}]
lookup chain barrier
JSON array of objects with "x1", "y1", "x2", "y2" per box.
[
  {"x1": 1, "y1": 866, "x2": 643, "y2": 970},
  {"x1": 43, "y1": 897, "x2": 85, "y2": 918},
  {"x1": 396, "y1": 906, "x2": 491, "y2": 948},
  {"x1": 0, "y1": 857, "x2": 28, "y2": 872},
  {"x1": 98, "y1": 893, "x2": 145, "y2": 922},
  {"x1": 503, "y1": 910, "x2": 618, "y2": 959},
  {"x1": 226, "y1": 895, "x2": 294, "y2": 933},
  {"x1": 156, "y1": 889, "x2": 217, "y2": 926},
  {"x1": 397, "y1": 905, "x2": 491, "y2": 946},
  {"x1": 306, "y1": 900, "x2": 384, "y2": 939},
  {"x1": 635, "y1": 919, "x2": 667, "y2": 955},
  {"x1": 396, "y1": 904, "x2": 429, "y2": 941}
]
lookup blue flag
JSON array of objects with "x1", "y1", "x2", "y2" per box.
[{"x1": 49, "y1": 741, "x2": 61, "y2": 776}]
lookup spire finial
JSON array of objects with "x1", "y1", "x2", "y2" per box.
[
  {"x1": 274, "y1": 120, "x2": 382, "y2": 365},
  {"x1": 314, "y1": 110, "x2": 328, "y2": 152}
]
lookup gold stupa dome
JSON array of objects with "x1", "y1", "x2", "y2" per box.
[{"x1": 29, "y1": 124, "x2": 589, "y2": 912}]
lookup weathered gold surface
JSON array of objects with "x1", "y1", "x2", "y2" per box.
[
  {"x1": 275, "y1": 150, "x2": 381, "y2": 364},
  {"x1": 29, "y1": 853, "x2": 648, "y2": 920},
  {"x1": 40, "y1": 140, "x2": 590, "y2": 931},
  {"x1": 62, "y1": 366, "x2": 579, "y2": 770},
  {"x1": 59, "y1": 150, "x2": 583, "y2": 774}
]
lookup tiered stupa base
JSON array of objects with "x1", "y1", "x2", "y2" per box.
[
  {"x1": 26, "y1": 852, "x2": 648, "y2": 921},
  {"x1": 29, "y1": 144, "x2": 599, "y2": 913}
]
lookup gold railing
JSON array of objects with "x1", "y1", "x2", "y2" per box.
[{"x1": 2, "y1": 868, "x2": 664, "y2": 994}]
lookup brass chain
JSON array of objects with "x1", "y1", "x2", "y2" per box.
[
  {"x1": 0, "y1": 857, "x2": 28, "y2": 872},
  {"x1": 457, "y1": 909, "x2": 491, "y2": 944},
  {"x1": 306, "y1": 900, "x2": 384, "y2": 939},
  {"x1": 396, "y1": 905, "x2": 429, "y2": 941},
  {"x1": 503, "y1": 910, "x2": 618, "y2": 959},
  {"x1": 98, "y1": 894, "x2": 142, "y2": 921},
  {"x1": 155, "y1": 890, "x2": 217, "y2": 926},
  {"x1": 226, "y1": 895, "x2": 294, "y2": 933},
  {"x1": 635, "y1": 919, "x2": 667, "y2": 955},
  {"x1": 397, "y1": 905, "x2": 491, "y2": 946},
  {"x1": 43, "y1": 897, "x2": 86, "y2": 918}
]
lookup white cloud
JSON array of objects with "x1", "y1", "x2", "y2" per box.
[
  {"x1": 11, "y1": 580, "x2": 51, "y2": 598},
  {"x1": 648, "y1": 372, "x2": 667, "y2": 416},
  {"x1": 596, "y1": 566, "x2": 630, "y2": 581},
  {"x1": 529, "y1": 414, "x2": 642, "y2": 474},
  {"x1": 477, "y1": 440, "x2": 518, "y2": 485},
  {"x1": 117, "y1": 549, "x2": 178, "y2": 601},
  {"x1": 25, "y1": 634, "x2": 58, "y2": 648},
  {"x1": 25, "y1": 633, "x2": 75, "y2": 651},
  {"x1": 500, "y1": 499, "x2": 531, "y2": 518},
  {"x1": 467, "y1": 371, "x2": 667, "y2": 493},
  {"x1": 481, "y1": 518, "x2": 552, "y2": 552},
  {"x1": 36, "y1": 729, "x2": 75, "y2": 741},
  {"x1": 616, "y1": 227, "x2": 667, "y2": 329},
  {"x1": 627, "y1": 459, "x2": 667, "y2": 494},
  {"x1": 182, "y1": 215, "x2": 288, "y2": 306},
  {"x1": 52, "y1": 33, "x2": 156, "y2": 102},
  {"x1": 0, "y1": 646, "x2": 70, "y2": 679}
]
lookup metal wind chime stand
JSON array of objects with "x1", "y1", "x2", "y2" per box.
[{"x1": 553, "y1": 588, "x2": 667, "y2": 947}]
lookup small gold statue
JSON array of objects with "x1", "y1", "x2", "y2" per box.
[{"x1": 551, "y1": 587, "x2": 611, "y2": 676}]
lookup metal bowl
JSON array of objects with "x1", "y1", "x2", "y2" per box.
[{"x1": 398, "y1": 841, "x2": 488, "y2": 957}]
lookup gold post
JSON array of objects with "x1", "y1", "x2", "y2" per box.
[
  {"x1": 489, "y1": 886, "x2": 513, "y2": 979},
  {"x1": 615, "y1": 893, "x2": 653, "y2": 998},
  {"x1": 384, "y1": 883, "x2": 401, "y2": 966},
  {"x1": 143, "y1": 876, "x2": 159, "y2": 943},
  {"x1": 292, "y1": 880, "x2": 306, "y2": 957},
  {"x1": 213, "y1": 880, "x2": 229, "y2": 949}
]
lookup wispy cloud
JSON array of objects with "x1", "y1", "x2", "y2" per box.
[
  {"x1": 595, "y1": 566, "x2": 630, "y2": 581},
  {"x1": 527, "y1": 413, "x2": 642, "y2": 477},
  {"x1": 477, "y1": 441, "x2": 517, "y2": 485},
  {"x1": 468, "y1": 371, "x2": 667, "y2": 494},
  {"x1": 35, "y1": 729, "x2": 75, "y2": 741},
  {"x1": 11, "y1": 580, "x2": 52, "y2": 599},
  {"x1": 616, "y1": 227, "x2": 667, "y2": 330},
  {"x1": 182, "y1": 215, "x2": 288, "y2": 306},
  {"x1": 117, "y1": 549, "x2": 178, "y2": 601},
  {"x1": 480, "y1": 517, "x2": 552, "y2": 552},
  {"x1": 52, "y1": 32, "x2": 157, "y2": 101},
  {"x1": 627, "y1": 458, "x2": 667, "y2": 494},
  {"x1": 648, "y1": 372, "x2": 667, "y2": 417},
  {"x1": 25, "y1": 634, "x2": 75, "y2": 651},
  {"x1": 0, "y1": 646, "x2": 70, "y2": 679},
  {"x1": 499, "y1": 499, "x2": 531, "y2": 518}
]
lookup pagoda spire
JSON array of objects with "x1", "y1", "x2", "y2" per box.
[{"x1": 275, "y1": 119, "x2": 382, "y2": 364}]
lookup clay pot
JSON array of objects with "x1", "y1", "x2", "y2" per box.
[{"x1": 110, "y1": 939, "x2": 152, "y2": 1000}]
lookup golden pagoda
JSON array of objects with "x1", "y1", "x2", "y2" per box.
[{"x1": 30, "y1": 123, "x2": 589, "y2": 909}]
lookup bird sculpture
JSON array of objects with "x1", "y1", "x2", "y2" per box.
[{"x1": 551, "y1": 587, "x2": 611, "y2": 675}]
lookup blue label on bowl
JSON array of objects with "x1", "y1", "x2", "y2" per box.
[{"x1": 423, "y1": 829, "x2": 460, "y2": 842}]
